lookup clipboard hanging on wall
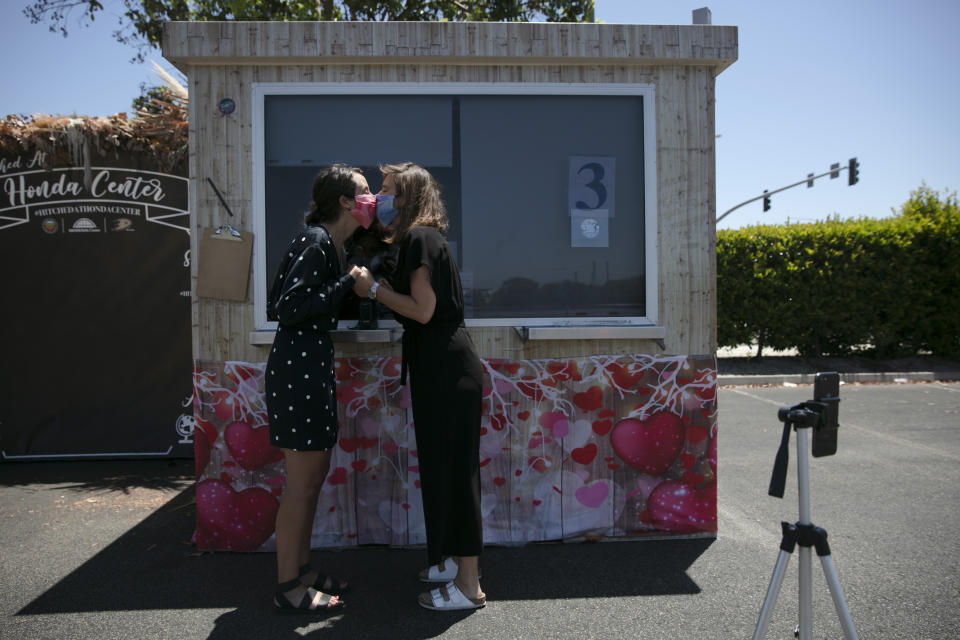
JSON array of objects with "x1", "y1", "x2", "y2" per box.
[
  {"x1": 197, "y1": 224, "x2": 253, "y2": 301},
  {"x1": 196, "y1": 179, "x2": 253, "y2": 301}
]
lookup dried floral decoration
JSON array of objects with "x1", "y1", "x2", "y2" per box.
[{"x1": 0, "y1": 90, "x2": 187, "y2": 173}]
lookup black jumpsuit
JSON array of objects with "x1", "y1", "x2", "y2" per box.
[
  {"x1": 264, "y1": 225, "x2": 354, "y2": 451},
  {"x1": 393, "y1": 226, "x2": 484, "y2": 564}
]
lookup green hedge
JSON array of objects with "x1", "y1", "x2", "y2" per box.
[{"x1": 717, "y1": 187, "x2": 960, "y2": 357}]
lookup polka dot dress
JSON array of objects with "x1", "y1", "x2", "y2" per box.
[
  {"x1": 264, "y1": 225, "x2": 355, "y2": 452},
  {"x1": 266, "y1": 327, "x2": 338, "y2": 451}
]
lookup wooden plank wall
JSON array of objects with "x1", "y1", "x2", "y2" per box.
[{"x1": 164, "y1": 22, "x2": 736, "y2": 363}]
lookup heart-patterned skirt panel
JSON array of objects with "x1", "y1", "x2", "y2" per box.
[{"x1": 192, "y1": 355, "x2": 718, "y2": 552}]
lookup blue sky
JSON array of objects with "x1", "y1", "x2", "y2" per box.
[{"x1": 1, "y1": 0, "x2": 957, "y2": 229}]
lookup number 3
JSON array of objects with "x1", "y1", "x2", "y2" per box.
[{"x1": 575, "y1": 162, "x2": 607, "y2": 210}]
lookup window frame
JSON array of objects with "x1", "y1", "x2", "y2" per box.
[{"x1": 252, "y1": 82, "x2": 658, "y2": 332}]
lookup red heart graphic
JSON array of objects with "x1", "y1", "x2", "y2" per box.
[
  {"x1": 493, "y1": 477, "x2": 506, "y2": 487},
  {"x1": 573, "y1": 386, "x2": 604, "y2": 413},
  {"x1": 211, "y1": 390, "x2": 237, "y2": 421},
  {"x1": 610, "y1": 412, "x2": 684, "y2": 476},
  {"x1": 571, "y1": 443, "x2": 598, "y2": 465},
  {"x1": 334, "y1": 358, "x2": 358, "y2": 382},
  {"x1": 224, "y1": 421, "x2": 283, "y2": 471},
  {"x1": 339, "y1": 437, "x2": 380, "y2": 453},
  {"x1": 336, "y1": 379, "x2": 365, "y2": 406},
  {"x1": 546, "y1": 360, "x2": 581, "y2": 382},
  {"x1": 382, "y1": 441, "x2": 399, "y2": 456},
  {"x1": 517, "y1": 379, "x2": 544, "y2": 401},
  {"x1": 195, "y1": 480, "x2": 279, "y2": 551},
  {"x1": 328, "y1": 467, "x2": 349, "y2": 485},
  {"x1": 528, "y1": 456, "x2": 551, "y2": 474},
  {"x1": 605, "y1": 362, "x2": 645, "y2": 389},
  {"x1": 195, "y1": 417, "x2": 218, "y2": 444},
  {"x1": 679, "y1": 452, "x2": 696, "y2": 470},
  {"x1": 695, "y1": 371, "x2": 717, "y2": 400},
  {"x1": 383, "y1": 358, "x2": 401, "y2": 378},
  {"x1": 517, "y1": 411, "x2": 531, "y2": 421},
  {"x1": 591, "y1": 419, "x2": 613, "y2": 436},
  {"x1": 225, "y1": 364, "x2": 261, "y2": 386},
  {"x1": 351, "y1": 460, "x2": 367, "y2": 472},
  {"x1": 647, "y1": 479, "x2": 717, "y2": 533},
  {"x1": 686, "y1": 425, "x2": 708, "y2": 446}
]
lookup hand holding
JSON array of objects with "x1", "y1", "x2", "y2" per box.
[{"x1": 352, "y1": 266, "x2": 375, "y2": 296}]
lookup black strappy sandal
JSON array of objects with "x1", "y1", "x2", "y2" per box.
[
  {"x1": 299, "y1": 563, "x2": 351, "y2": 595},
  {"x1": 274, "y1": 578, "x2": 345, "y2": 614}
]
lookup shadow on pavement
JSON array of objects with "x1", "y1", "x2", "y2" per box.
[
  {"x1": 15, "y1": 474, "x2": 713, "y2": 638},
  {"x1": 0, "y1": 459, "x2": 193, "y2": 493}
]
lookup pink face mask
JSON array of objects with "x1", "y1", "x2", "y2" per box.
[{"x1": 350, "y1": 193, "x2": 376, "y2": 229}]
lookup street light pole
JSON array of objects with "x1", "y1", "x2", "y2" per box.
[{"x1": 718, "y1": 159, "x2": 859, "y2": 224}]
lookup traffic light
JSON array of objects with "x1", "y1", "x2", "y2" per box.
[
  {"x1": 848, "y1": 157, "x2": 860, "y2": 186},
  {"x1": 763, "y1": 190, "x2": 771, "y2": 212}
]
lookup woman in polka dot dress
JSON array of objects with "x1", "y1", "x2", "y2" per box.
[{"x1": 264, "y1": 164, "x2": 373, "y2": 614}]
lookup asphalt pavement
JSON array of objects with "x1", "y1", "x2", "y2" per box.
[{"x1": 2, "y1": 378, "x2": 959, "y2": 639}]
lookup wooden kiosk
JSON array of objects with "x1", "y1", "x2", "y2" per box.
[{"x1": 162, "y1": 20, "x2": 737, "y2": 552}]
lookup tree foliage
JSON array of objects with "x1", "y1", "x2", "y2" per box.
[
  {"x1": 716, "y1": 185, "x2": 960, "y2": 358},
  {"x1": 25, "y1": 0, "x2": 595, "y2": 62}
]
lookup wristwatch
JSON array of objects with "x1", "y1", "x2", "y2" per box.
[{"x1": 368, "y1": 282, "x2": 380, "y2": 300}]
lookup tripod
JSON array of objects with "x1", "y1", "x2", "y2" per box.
[{"x1": 752, "y1": 405, "x2": 859, "y2": 640}]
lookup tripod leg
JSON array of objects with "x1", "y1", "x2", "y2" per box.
[
  {"x1": 752, "y1": 549, "x2": 793, "y2": 640},
  {"x1": 798, "y1": 546, "x2": 813, "y2": 640},
  {"x1": 819, "y1": 555, "x2": 860, "y2": 640}
]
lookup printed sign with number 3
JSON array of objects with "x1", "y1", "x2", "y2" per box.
[{"x1": 569, "y1": 156, "x2": 615, "y2": 218}]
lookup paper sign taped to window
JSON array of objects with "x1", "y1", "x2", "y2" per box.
[
  {"x1": 571, "y1": 210, "x2": 609, "y2": 248},
  {"x1": 569, "y1": 156, "x2": 616, "y2": 218}
]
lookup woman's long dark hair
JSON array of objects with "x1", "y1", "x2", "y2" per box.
[{"x1": 305, "y1": 164, "x2": 362, "y2": 225}]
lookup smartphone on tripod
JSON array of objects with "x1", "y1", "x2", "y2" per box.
[{"x1": 812, "y1": 372, "x2": 840, "y2": 457}]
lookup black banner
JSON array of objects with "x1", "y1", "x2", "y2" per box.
[{"x1": 0, "y1": 147, "x2": 193, "y2": 459}]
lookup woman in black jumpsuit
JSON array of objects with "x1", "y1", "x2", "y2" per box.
[
  {"x1": 353, "y1": 163, "x2": 485, "y2": 610},
  {"x1": 265, "y1": 164, "x2": 372, "y2": 613}
]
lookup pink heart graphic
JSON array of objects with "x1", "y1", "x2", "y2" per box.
[
  {"x1": 495, "y1": 379, "x2": 514, "y2": 395},
  {"x1": 574, "y1": 481, "x2": 609, "y2": 508},
  {"x1": 538, "y1": 411, "x2": 568, "y2": 439},
  {"x1": 195, "y1": 480, "x2": 279, "y2": 551},
  {"x1": 610, "y1": 412, "x2": 685, "y2": 476},
  {"x1": 359, "y1": 415, "x2": 380, "y2": 438},
  {"x1": 224, "y1": 421, "x2": 283, "y2": 471},
  {"x1": 647, "y1": 479, "x2": 717, "y2": 533}
]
